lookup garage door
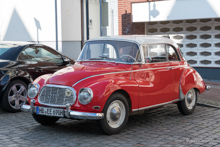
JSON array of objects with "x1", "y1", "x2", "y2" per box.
[{"x1": 147, "y1": 18, "x2": 220, "y2": 68}]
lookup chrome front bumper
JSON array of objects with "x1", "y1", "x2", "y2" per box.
[{"x1": 21, "y1": 99, "x2": 104, "y2": 120}]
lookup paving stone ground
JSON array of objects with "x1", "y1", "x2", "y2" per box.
[
  {"x1": 198, "y1": 84, "x2": 220, "y2": 106},
  {"x1": 1, "y1": 103, "x2": 220, "y2": 147}
]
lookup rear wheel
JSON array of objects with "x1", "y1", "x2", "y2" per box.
[
  {"x1": 178, "y1": 88, "x2": 197, "y2": 115},
  {"x1": 98, "y1": 93, "x2": 129, "y2": 135},
  {"x1": 32, "y1": 114, "x2": 59, "y2": 125},
  {"x1": 1, "y1": 80, "x2": 27, "y2": 112}
]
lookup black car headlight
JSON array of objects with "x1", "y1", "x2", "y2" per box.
[
  {"x1": 28, "y1": 83, "x2": 39, "y2": 99},
  {"x1": 78, "y1": 88, "x2": 93, "y2": 105}
]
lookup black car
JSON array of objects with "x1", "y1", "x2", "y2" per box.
[{"x1": 0, "y1": 42, "x2": 75, "y2": 112}]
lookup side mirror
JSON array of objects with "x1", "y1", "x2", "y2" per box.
[
  {"x1": 145, "y1": 57, "x2": 152, "y2": 63},
  {"x1": 62, "y1": 56, "x2": 71, "y2": 65}
]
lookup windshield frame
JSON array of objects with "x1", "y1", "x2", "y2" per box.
[{"x1": 77, "y1": 40, "x2": 143, "y2": 65}]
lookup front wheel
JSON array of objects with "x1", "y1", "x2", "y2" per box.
[
  {"x1": 178, "y1": 88, "x2": 197, "y2": 115},
  {"x1": 32, "y1": 114, "x2": 59, "y2": 125},
  {"x1": 1, "y1": 80, "x2": 27, "y2": 112},
  {"x1": 98, "y1": 93, "x2": 129, "y2": 135}
]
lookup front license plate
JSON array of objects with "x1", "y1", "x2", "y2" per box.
[{"x1": 36, "y1": 107, "x2": 64, "y2": 117}]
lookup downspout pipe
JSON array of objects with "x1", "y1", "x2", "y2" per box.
[
  {"x1": 55, "y1": 0, "x2": 58, "y2": 51},
  {"x1": 86, "y1": 0, "x2": 89, "y2": 40},
  {"x1": 81, "y1": 0, "x2": 84, "y2": 49},
  {"x1": 100, "y1": 0, "x2": 102, "y2": 36}
]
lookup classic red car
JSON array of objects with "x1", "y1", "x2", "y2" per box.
[{"x1": 21, "y1": 36, "x2": 209, "y2": 134}]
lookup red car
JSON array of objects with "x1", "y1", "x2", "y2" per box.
[{"x1": 21, "y1": 36, "x2": 209, "y2": 134}]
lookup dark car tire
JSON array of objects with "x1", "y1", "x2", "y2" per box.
[
  {"x1": 1, "y1": 80, "x2": 27, "y2": 113},
  {"x1": 178, "y1": 88, "x2": 197, "y2": 115},
  {"x1": 32, "y1": 114, "x2": 60, "y2": 125},
  {"x1": 98, "y1": 93, "x2": 129, "y2": 135}
]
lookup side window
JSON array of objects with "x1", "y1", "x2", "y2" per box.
[
  {"x1": 166, "y1": 45, "x2": 179, "y2": 61},
  {"x1": 17, "y1": 50, "x2": 30, "y2": 60},
  {"x1": 117, "y1": 44, "x2": 141, "y2": 62},
  {"x1": 18, "y1": 47, "x2": 63, "y2": 63},
  {"x1": 142, "y1": 45, "x2": 150, "y2": 63},
  {"x1": 148, "y1": 44, "x2": 167, "y2": 62}
]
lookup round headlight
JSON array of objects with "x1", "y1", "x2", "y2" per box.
[
  {"x1": 28, "y1": 83, "x2": 39, "y2": 99},
  {"x1": 78, "y1": 88, "x2": 93, "y2": 105}
]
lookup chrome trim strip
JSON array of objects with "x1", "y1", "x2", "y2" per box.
[
  {"x1": 72, "y1": 65, "x2": 187, "y2": 87},
  {"x1": 72, "y1": 70, "x2": 130, "y2": 87},
  {"x1": 132, "y1": 108, "x2": 139, "y2": 112},
  {"x1": 77, "y1": 60, "x2": 142, "y2": 65},
  {"x1": 38, "y1": 84, "x2": 76, "y2": 107},
  {"x1": 132, "y1": 99, "x2": 179, "y2": 112}
]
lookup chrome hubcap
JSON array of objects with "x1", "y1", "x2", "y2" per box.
[
  {"x1": 187, "y1": 93, "x2": 193, "y2": 103},
  {"x1": 8, "y1": 84, "x2": 27, "y2": 109},
  {"x1": 185, "y1": 89, "x2": 196, "y2": 110},
  {"x1": 106, "y1": 100, "x2": 126, "y2": 128},
  {"x1": 110, "y1": 106, "x2": 121, "y2": 121}
]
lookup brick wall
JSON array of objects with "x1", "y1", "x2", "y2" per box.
[{"x1": 118, "y1": 0, "x2": 163, "y2": 35}]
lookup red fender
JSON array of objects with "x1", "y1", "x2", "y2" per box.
[{"x1": 180, "y1": 68, "x2": 205, "y2": 97}]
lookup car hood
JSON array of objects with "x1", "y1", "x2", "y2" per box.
[{"x1": 47, "y1": 62, "x2": 130, "y2": 86}]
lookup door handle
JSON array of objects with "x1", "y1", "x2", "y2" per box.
[
  {"x1": 166, "y1": 67, "x2": 172, "y2": 70},
  {"x1": 35, "y1": 68, "x2": 43, "y2": 72}
]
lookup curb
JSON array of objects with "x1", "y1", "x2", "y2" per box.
[
  {"x1": 205, "y1": 81, "x2": 220, "y2": 85},
  {"x1": 197, "y1": 102, "x2": 220, "y2": 109}
]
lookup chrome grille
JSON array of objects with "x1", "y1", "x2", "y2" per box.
[{"x1": 38, "y1": 85, "x2": 76, "y2": 107}]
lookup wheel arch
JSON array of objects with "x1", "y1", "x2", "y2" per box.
[
  {"x1": 9, "y1": 76, "x2": 31, "y2": 86},
  {"x1": 179, "y1": 68, "x2": 205, "y2": 98},
  {"x1": 111, "y1": 89, "x2": 132, "y2": 112},
  {"x1": 194, "y1": 87, "x2": 200, "y2": 94}
]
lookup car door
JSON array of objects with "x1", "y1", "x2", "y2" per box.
[
  {"x1": 17, "y1": 45, "x2": 69, "y2": 80},
  {"x1": 133, "y1": 44, "x2": 174, "y2": 109},
  {"x1": 166, "y1": 44, "x2": 185, "y2": 100}
]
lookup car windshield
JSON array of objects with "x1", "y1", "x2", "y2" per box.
[{"x1": 78, "y1": 40, "x2": 141, "y2": 63}]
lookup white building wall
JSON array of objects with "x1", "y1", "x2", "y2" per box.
[
  {"x1": 89, "y1": 0, "x2": 100, "y2": 39},
  {"x1": 0, "y1": 0, "x2": 82, "y2": 60},
  {"x1": 132, "y1": 0, "x2": 220, "y2": 22},
  {"x1": 0, "y1": 0, "x2": 56, "y2": 43},
  {"x1": 106, "y1": 0, "x2": 118, "y2": 36},
  {"x1": 0, "y1": 0, "x2": 117, "y2": 60},
  {"x1": 60, "y1": 0, "x2": 82, "y2": 60}
]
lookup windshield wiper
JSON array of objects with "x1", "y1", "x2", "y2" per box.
[{"x1": 99, "y1": 56, "x2": 115, "y2": 60}]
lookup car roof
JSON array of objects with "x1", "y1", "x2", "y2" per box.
[
  {"x1": 87, "y1": 35, "x2": 179, "y2": 48},
  {"x1": 0, "y1": 42, "x2": 48, "y2": 61},
  {"x1": 0, "y1": 41, "x2": 34, "y2": 47}
]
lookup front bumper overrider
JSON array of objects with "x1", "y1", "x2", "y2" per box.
[{"x1": 21, "y1": 99, "x2": 104, "y2": 120}]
